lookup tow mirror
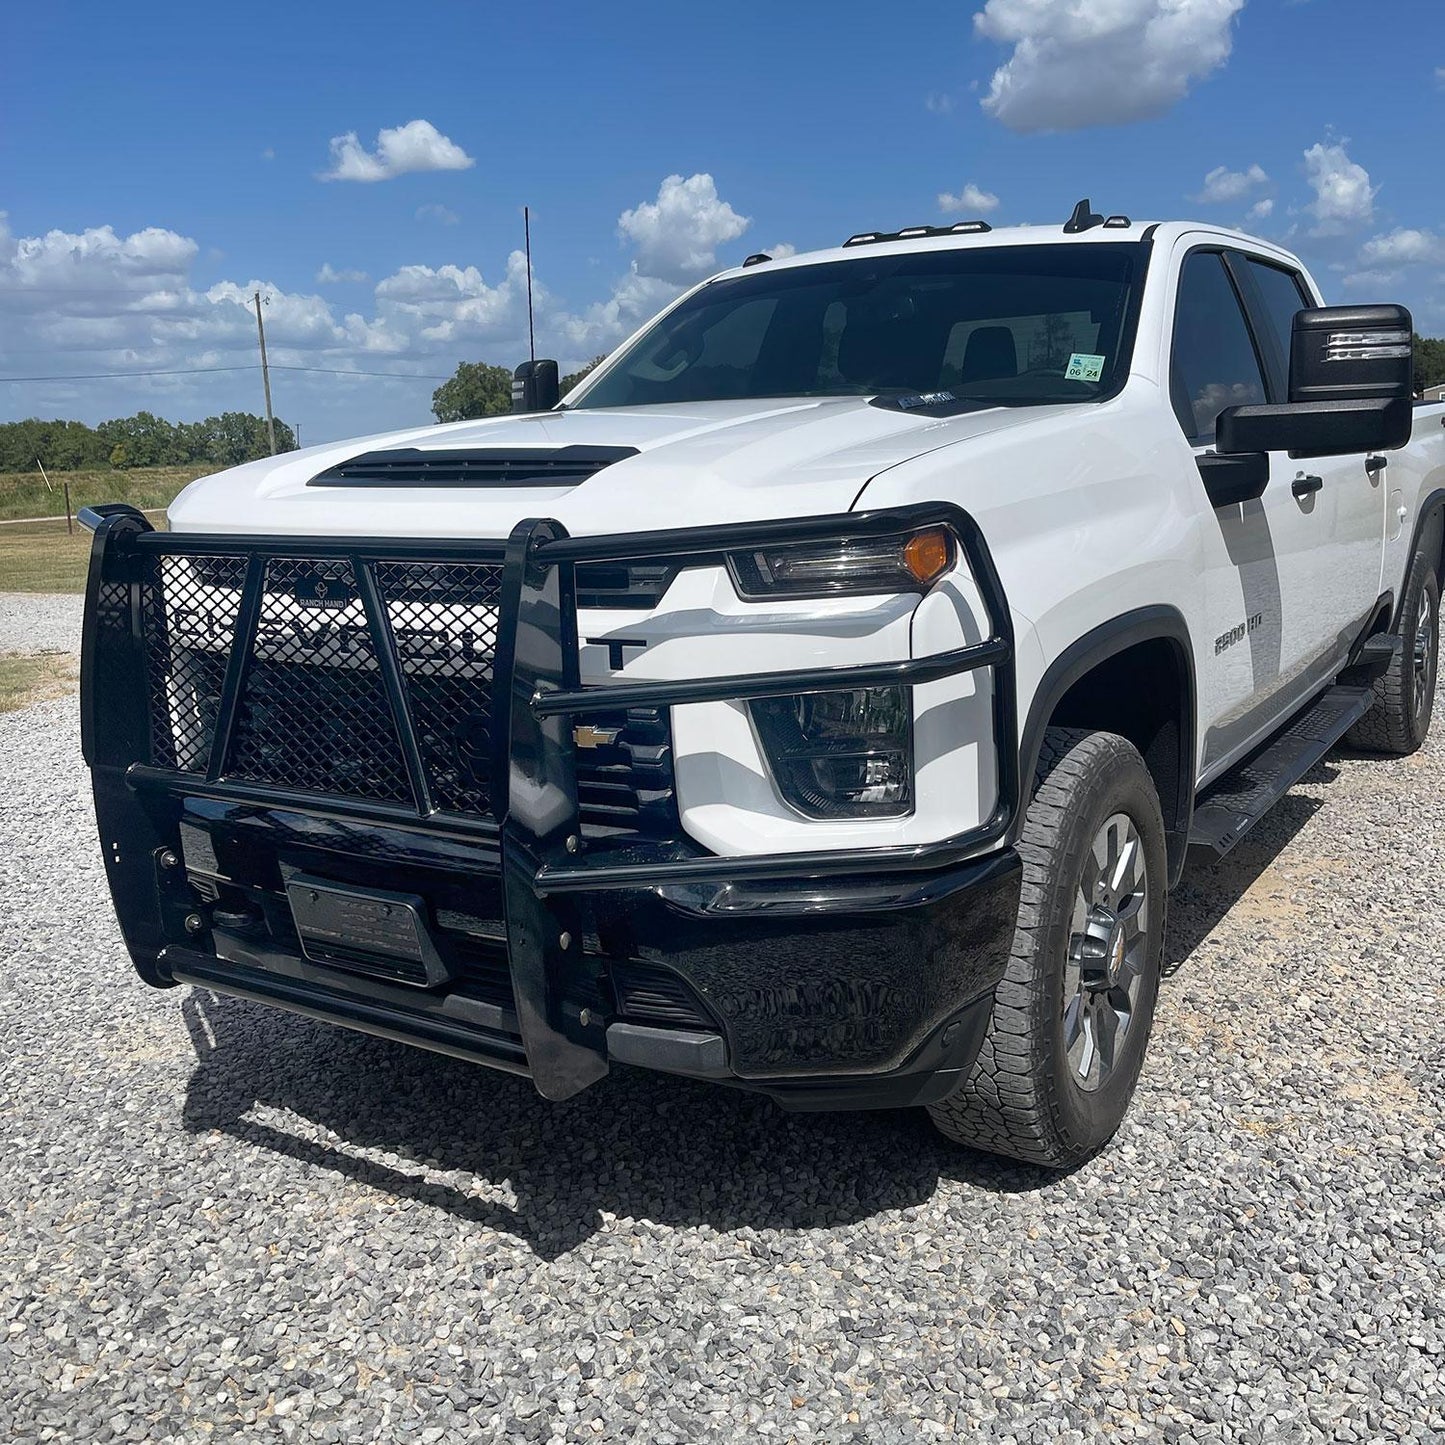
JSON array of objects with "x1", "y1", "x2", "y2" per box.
[
  {"x1": 1216, "y1": 304, "x2": 1413, "y2": 460},
  {"x1": 512, "y1": 359, "x2": 560, "y2": 413}
]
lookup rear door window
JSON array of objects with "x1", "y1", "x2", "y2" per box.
[
  {"x1": 1169, "y1": 252, "x2": 1268, "y2": 445},
  {"x1": 1242, "y1": 258, "x2": 1315, "y2": 400}
]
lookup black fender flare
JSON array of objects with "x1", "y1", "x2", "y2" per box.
[
  {"x1": 1015, "y1": 606, "x2": 1197, "y2": 888},
  {"x1": 1402, "y1": 488, "x2": 1445, "y2": 615}
]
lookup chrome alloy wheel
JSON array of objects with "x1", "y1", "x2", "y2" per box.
[
  {"x1": 1413, "y1": 584, "x2": 1437, "y2": 727},
  {"x1": 1063, "y1": 812, "x2": 1151, "y2": 1093}
]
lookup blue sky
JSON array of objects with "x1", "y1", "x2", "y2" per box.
[{"x1": 2, "y1": 0, "x2": 1441, "y2": 443}]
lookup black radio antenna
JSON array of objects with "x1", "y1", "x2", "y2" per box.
[{"x1": 524, "y1": 205, "x2": 536, "y2": 364}]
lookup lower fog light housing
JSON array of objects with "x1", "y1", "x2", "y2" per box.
[{"x1": 750, "y1": 685, "x2": 913, "y2": 819}]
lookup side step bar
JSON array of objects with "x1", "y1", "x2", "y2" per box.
[{"x1": 1188, "y1": 684, "x2": 1375, "y2": 863}]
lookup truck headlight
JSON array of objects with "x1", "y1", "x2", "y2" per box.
[
  {"x1": 750, "y1": 685, "x2": 912, "y2": 818},
  {"x1": 728, "y1": 527, "x2": 954, "y2": 599}
]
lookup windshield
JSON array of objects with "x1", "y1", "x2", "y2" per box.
[{"x1": 572, "y1": 242, "x2": 1147, "y2": 410}]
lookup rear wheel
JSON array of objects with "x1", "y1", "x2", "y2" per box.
[
  {"x1": 1346, "y1": 548, "x2": 1439, "y2": 756},
  {"x1": 927, "y1": 728, "x2": 1167, "y2": 1168}
]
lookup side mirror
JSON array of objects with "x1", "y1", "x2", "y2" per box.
[
  {"x1": 512, "y1": 359, "x2": 560, "y2": 413},
  {"x1": 1216, "y1": 304, "x2": 1413, "y2": 460}
]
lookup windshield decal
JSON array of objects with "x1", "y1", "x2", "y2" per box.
[{"x1": 1065, "y1": 353, "x2": 1106, "y2": 383}]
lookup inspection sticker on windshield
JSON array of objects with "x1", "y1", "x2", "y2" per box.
[{"x1": 1065, "y1": 352, "x2": 1106, "y2": 383}]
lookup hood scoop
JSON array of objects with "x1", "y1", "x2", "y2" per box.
[{"x1": 308, "y1": 444, "x2": 639, "y2": 489}]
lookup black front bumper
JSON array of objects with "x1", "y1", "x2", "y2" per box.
[{"x1": 80, "y1": 503, "x2": 1021, "y2": 1109}]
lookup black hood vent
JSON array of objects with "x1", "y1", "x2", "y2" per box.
[{"x1": 308, "y1": 444, "x2": 638, "y2": 488}]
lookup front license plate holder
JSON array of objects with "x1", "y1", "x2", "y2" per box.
[{"x1": 285, "y1": 873, "x2": 451, "y2": 989}]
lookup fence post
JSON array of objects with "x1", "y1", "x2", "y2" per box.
[{"x1": 64, "y1": 480, "x2": 73, "y2": 535}]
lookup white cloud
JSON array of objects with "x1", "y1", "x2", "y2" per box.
[
  {"x1": 415, "y1": 203, "x2": 460, "y2": 226},
  {"x1": 261, "y1": 148, "x2": 275, "y2": 162},
  {"x1": 974, "y1": 0, "x2": 1245, "y2": 132},
  {"x1": 1358, "y1": 228, "x2": 1445, "y2": 267},
  {"x1": 938, "y1": 183, "x2": 1000, "y2": 215},
  {"x1": 1193, "y1": 163, "x2": 1268, "y2": 204},
  {"x1": 1246, "y1": 198, "x2": 1274, "y2": 222},
  {"x1": 320, "y1": 119, "x2": 475, "y2": 183},
  {"x1": 764, "y1": 243, "x2": 797, "y2": 260},
  {"x1": 1303, "y1": 141, "x2": 1377, "y2": 234},
  {"x1": 0, "y1": 177, "x2": 773, "y2": 438},
  {"x1": 316, "y1": 263, "x2": 369, "y2": 284},
  {"x1": 373, "y1": 251, "x2": 536, "y2": 346},
  {"x1": 925, "y1": 91, "x2": 955, "y2": 114},
  {"x1": 617, "y1": 173, "x2": 750, "y2": 284},
  {"x1": 1339, "y1": 269, "x2": 1398, "y2": 293}
]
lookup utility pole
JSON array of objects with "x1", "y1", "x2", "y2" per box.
[
  {"x1": 523, "y1": 206, "x2": 536, "y2": 365},
  {"x1": 253, "y1": 290, "x2": 277, "y2": 455}
]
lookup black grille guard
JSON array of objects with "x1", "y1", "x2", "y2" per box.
[{"x1": 79, "y1": 501, "x2": 1019, "y2": 1099}]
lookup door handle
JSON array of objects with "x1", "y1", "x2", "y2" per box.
[
  {"x1": 1365, "y1": 455, "x2": 1387, "y2": 475},
  {"x1": 1292, "y1": 474, "x2": 1324, "y2": 499}
]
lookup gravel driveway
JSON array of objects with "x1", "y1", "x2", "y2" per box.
[
  {"x1": 0, "y1": 593, "x2": 84, "y2": 656},
  {"x1": 2, "y1": 694, "x2": 1442, "y2": 1443}
]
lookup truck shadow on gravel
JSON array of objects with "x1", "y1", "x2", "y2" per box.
[
  {"x1": 1163, "y1": 780, "x2": 1327, "y2": 973},
  {"x1": 179, "y1": 991, "x2": 1050, "y2": 1259},
  {"x1": 177, "y1": 768, "x2": 1335, "y2": 1260}
]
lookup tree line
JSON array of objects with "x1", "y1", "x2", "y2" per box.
[
  {"x1": 0, "y1": 411, "x2": 297, "y2": 474},
  {"x1": 1415, "y1": 334, "x2": 1445, "y2": 393},
  {"x1": 431, "y1": 357, "x2": 606, "y2": 423}
]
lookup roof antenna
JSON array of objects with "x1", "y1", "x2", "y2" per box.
[
  {"x1": 1063, "y1": 198, "x2": 1106, "y2": 235},
  {"x1": 523, "y1": 205, "x2": 536, "y2": 364}
]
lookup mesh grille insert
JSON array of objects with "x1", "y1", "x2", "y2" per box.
[
  {"x1": 144, "y1": 553, "x2": 247, "y2": 772},
  {"x1": 374, "y1": 559, "x2": 503, "y2": 815},
  {"x1": 225, "y1": 559, "x2": 411, "y2": 802}
]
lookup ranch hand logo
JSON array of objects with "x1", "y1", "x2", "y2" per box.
[{"x1": 293, "y1": 569, "x2": 357, "y2": 608}]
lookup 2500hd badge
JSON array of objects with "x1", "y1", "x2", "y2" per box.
[{"x1": 1216, "y1": 613, "x2": 1265, "y2": 654}]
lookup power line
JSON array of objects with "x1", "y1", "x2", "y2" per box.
[{"x1": 0, "y1": 362, "x2": 454, "y2": 384}]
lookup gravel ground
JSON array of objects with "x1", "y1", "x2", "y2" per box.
[
  {"x1": 0, "y1": 593, "x2": 84, "y2": 656},
  {"x1": 1, "y1": 694, "x2": 1442, "y2": 1443}
]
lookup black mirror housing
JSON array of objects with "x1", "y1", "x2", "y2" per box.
[
  {"x1": 1214, "y1": 303, "x2": 1414, "y2": 460},
  {"x1": 1216, "y1": 396, "x2": 1413, "y2": 460},
  {"x1": 1289, "y1": 304, "x2": 1413, "y2": 405},
  {"x1": 512, "y1": 359, "x2": 560, "y2": 413}
]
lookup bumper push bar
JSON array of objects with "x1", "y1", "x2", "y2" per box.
[{"x1": 80, "y1": 501, "x2": 1018, "y2": 1102}]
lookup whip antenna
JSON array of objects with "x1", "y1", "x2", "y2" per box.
[{"x1": 524, "y1": 206, "x2": 536, "y2": 365}]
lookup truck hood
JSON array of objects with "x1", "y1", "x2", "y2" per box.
[{"x1": 168, "y1": 397, "x2": 1068, "y2": 537}]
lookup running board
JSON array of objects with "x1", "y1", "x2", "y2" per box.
[{"x1": 1188, "y1": 684, "x2": 1374, "y2": 863}]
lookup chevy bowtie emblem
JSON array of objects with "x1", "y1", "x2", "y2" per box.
[{"x1": 573, "y1": 723, "x2": 622, "y2": 750}]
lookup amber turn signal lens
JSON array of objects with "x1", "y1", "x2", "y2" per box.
[{"x1": 902, "y1": 528, "x2": 954, "y2": 585}]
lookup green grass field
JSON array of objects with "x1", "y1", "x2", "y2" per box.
[
  {"x1": 0, "y1": 464, "x2": 199, "y2": 524},
  {"x1": 0, "y1": 520, "x2": 99, "y2": 593},
  {"x1": 0, "y1": 651, "x2": 79, "y2": 712},
  {"x1": 0, "y1": 466, "x2": 192, "y2": 592}
]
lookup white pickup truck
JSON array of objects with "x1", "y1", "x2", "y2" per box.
[{"x1": 81, "y1": 200, "x2": 1445, "y2": 1167}]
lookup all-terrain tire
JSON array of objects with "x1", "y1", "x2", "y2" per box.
[
  {"x1": 927, "y1": 728, "x2": 1167, "y2": 1168},
  {"x1": 1346, "y1": 548, "x2": 1439, "y2": 756}
]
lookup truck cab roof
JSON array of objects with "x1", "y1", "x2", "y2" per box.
[{"x1": 710, "y1": 220, "x2": 1306, "y2": 283}]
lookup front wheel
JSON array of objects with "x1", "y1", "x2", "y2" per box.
[{"x1": 928, "y1": 728, "x2": 1167, "y2": 1168}]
